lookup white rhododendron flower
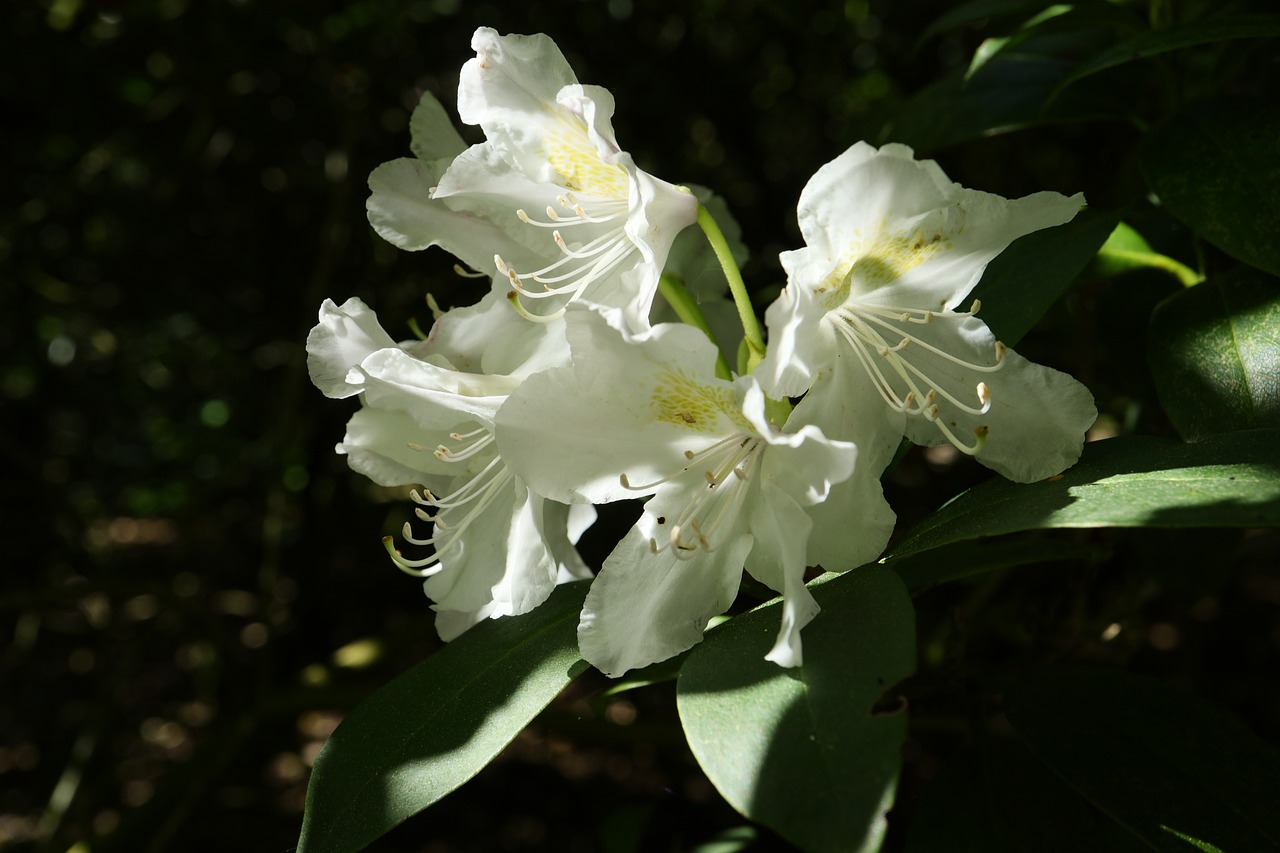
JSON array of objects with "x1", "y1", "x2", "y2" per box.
[
  {"x1": 496, "y1": 307, "x2": 887, "y2": 676},
  {"x1": 306, "y1": 296, "x2": 592, "y2": 639},
  {"x1": 368, "y1": 27, "x2": 699, "y2": 331},
  {"x1": 758, "y1": 142, "x2": 1097, "y2": 483}
]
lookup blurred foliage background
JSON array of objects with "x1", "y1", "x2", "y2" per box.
[{"x1": 4, "y1": 0, "x2": 1278, "y2": 850}]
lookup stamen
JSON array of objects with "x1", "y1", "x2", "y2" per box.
[{"x1": 452, "y1": 264, "x2": 487, "y2": 279}]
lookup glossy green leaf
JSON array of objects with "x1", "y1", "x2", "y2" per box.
[
  {"x1": 1094, "y1": 221, "x2": 1200, "y2": 285},
  {"x1": 1141, "y1": 99, "x2": 1280, "y2": 277},
  {"x1": 677, "y1": 568, "x2": 916, "y2": 853},
  {"x1": 889, "y1": 536, "x2": 1107, "y2": 591},
  {"x1": 1149, "y1": 268, "x2": 1280, "y2": 441},
  {"x1": 1053, "y1": 16, "x2": 1280, "y2": 102},
  {"x1": 907, "y1": 737, "x2": 1147, "y2": 853},
  {"x1": 972, "y1": 209, "x2": 1119, "y2": 344},
  {"x1": 297, "y1": 582, "x2": 590, "y2": 853},
  {"x1": 887, "y1": 430, "x2": 1280, "y2": 560},
  {"x1": 1006, "y1": 666, "x2": 1280, "y2": 852}
]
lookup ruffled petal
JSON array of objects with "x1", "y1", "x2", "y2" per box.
[
  {"x1": 306, "y1": 297, "x2": 398, "y2": 399},
  {"x1": 756, "y1": 267, "x2": 841, "y2": 399}
]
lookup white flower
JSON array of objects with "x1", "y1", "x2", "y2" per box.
[
  {"x1": 367, "y1": 28, "x2": 699, "y2": 331},
  {"x1": 758, "y1": 142, "x2": 1097, "y2": 483},
  {"x1": 496, "y1": 306, "x2": 883, "y2": 676},
  {"x1": 307, "y1": 295, "x2": 592, "y2": 639}
]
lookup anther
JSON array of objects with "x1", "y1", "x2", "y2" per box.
[
  {"x1": 994, "y1": 341, "x2": 1006, "y2": 361},
  {"x1": 976, "y1": 382, "x2": 991, "y2": 413},
  {"x1": 545, "y1": 205, "x2": 560, "y2": 221},
  {"x1": 494, "y1": 254, "x2": 508, "y2": 275},
  {"x1": 407, "y1": 442, "x2": 425, "y2": 451}
]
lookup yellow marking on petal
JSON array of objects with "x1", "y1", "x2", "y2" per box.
[
  {"x1": 539, "y1": 106, "x2": 629, "y2": 198},
  {"x1": 821, "y1": 222, "x2": 953, "y2": 310},
  {"x1": 650, "y1": 370, "x2": 747, "y2": 433}
]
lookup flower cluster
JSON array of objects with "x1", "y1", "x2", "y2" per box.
[{"x1": 308, "y1": 28, "x2": 1096, "y2": 677}]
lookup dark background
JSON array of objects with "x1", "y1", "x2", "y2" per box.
[{"x1": 5, "y1": 1, "x2": 1277, "y2": 851}]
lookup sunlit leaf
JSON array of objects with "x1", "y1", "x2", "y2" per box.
[
  {"x1": 972, "y1": 209, "x2": 1119, "y2": 344},
  {"x1": 1141, "y1": 99, "x2": 1280, "y2": 277},
  {"x1": 677, "y1": 568, "x2": 915, "y2": 853},
  {"x1": 1094, "y1": 221, "x2": 1200, "y2": 285},
  {"x1": 1149, "y1": 268, "x2": 1280, "y2": 441},
  {"x1": 297, "y1": 582, "x2": 589, "y2": 853},
  {"x1": 1006, "y1": 666, "x2": 1280, "y2": 852},
  {"x1": 886, "y1": 430, "x2": 1280, "y2": 559}
]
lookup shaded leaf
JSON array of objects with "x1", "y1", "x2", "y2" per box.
[
  {"x1": 889, "y1": 536, "x2": 1107, "y2": 591},
  {"x1": 907, "y1": 737, "x2": 1147, "y2": 853},
  {"x1": 972, "y1": 209, "x2": 1120, "y2": 344},
  {"x1": 1141, "y1": 99, "x2": 1280, "y2": 277},
  {"x1": 1053, "y1": 16, "x2": 1280, "y2": 102},
  {"x1": 677, "y1": 568, "x2": 915, "y2": 853},
  {"x1": 297, "y1": 582, "x2": 590, "y2": 853},
  {"x1": 1006, "y1": 666, "x2": 1280, "y2": 852},
  {"x1": 890, "y1": 45, "x2": 1130, "y2": 152},
  {"x1": 916, "y1": 0, "x2": 1045, "y2": 48},
  {"x1": 1149, "y1": 268, "x2": 1280, "y2": 441},
  {"x1": 886, "y1": 430, "x2": 1280, "y2": 560}
]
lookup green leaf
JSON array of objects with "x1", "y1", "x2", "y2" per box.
[
  {"x1": 1141, "y1": 99, "x2": 1280, "y2": 277},
  {"x1": 916, "y1": 0, "x2": 1045, "y2": 48},
  {"x1": 889, "y1": 536, "x2": 1107, "y2": 591},
  {"x1": 1149, "y1": 268, "x2": 1280, "y2": 441},
  {"x1": 890, "y1": 31, "x2": 1132, "y2": 151},
  {"x1": 1052, "y1": 16, "x2": 1280, "y2": 102},
  {"x1": 1094, "y1": 221, "x2": 1200, "y2": 285},
  {"x1": 907, "y1": 737, "x2": 1147, "y2": 853},
  {"x1": 965, "y1": 5, "x2": 1137, "y2": 80},
  {"x1": 886, "y1": 430, "x2": 1280, "y2": 560},
  {"x1": 1006, "y1": 666, "x2": 1280, "y2": 852},
  {"x1": 677, "y1": 568, "x2": 916, "y2": 853},
  {"x1": 297, "y1": 582, "x2": 590, "y2": 853},
  {"x1": 971, "y1": 209, "x2": 1120, "y2": 345}
]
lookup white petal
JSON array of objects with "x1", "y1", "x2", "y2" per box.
[
  {"x1": 756, "y1": 272, "x2": 840, "y2": 399},
  {"x1": 337, "y1": 407, "x2": 457, "y2": 485},
  {"x1": 366, "y1": 157, "x2": 540, "y2": 275},
  {"x1": 457, "y1": 28, "x2": 583, "y2": 184},
  {"x1": 896, "y1": 317, "x2": 1096, "y2": 482},
  {"x1": 739, "y1": 482, "x2": 819, "y2": 667},
  {"x1": 358, "y1": 347, "x2": 513, "y2": 430},
  {"x1": 408, "y1": 90, "x2": 466, "y2": 164},
  {"x1": 306, "y1": 297, "x2": 398, "y2": 399},
  {"x1": 578, "y1": 514, "x2": 752, "y2": 677},
  {"x1": 496, "y1": 308, "x2": 734, "y2": 504},
  {"x1": 425, "y1": 476, "x2": 559, "y2": 615},
  {"x1": 424, "y1": 289, "x2": 571, "y2": 379}
]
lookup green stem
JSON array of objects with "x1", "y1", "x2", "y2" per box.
[
  {"x1": 697, "y1": 203, "x2": 766, "y2": 370},
  {"x1": 658, "y1": 272, "x2": 732, "y2": 380}
]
